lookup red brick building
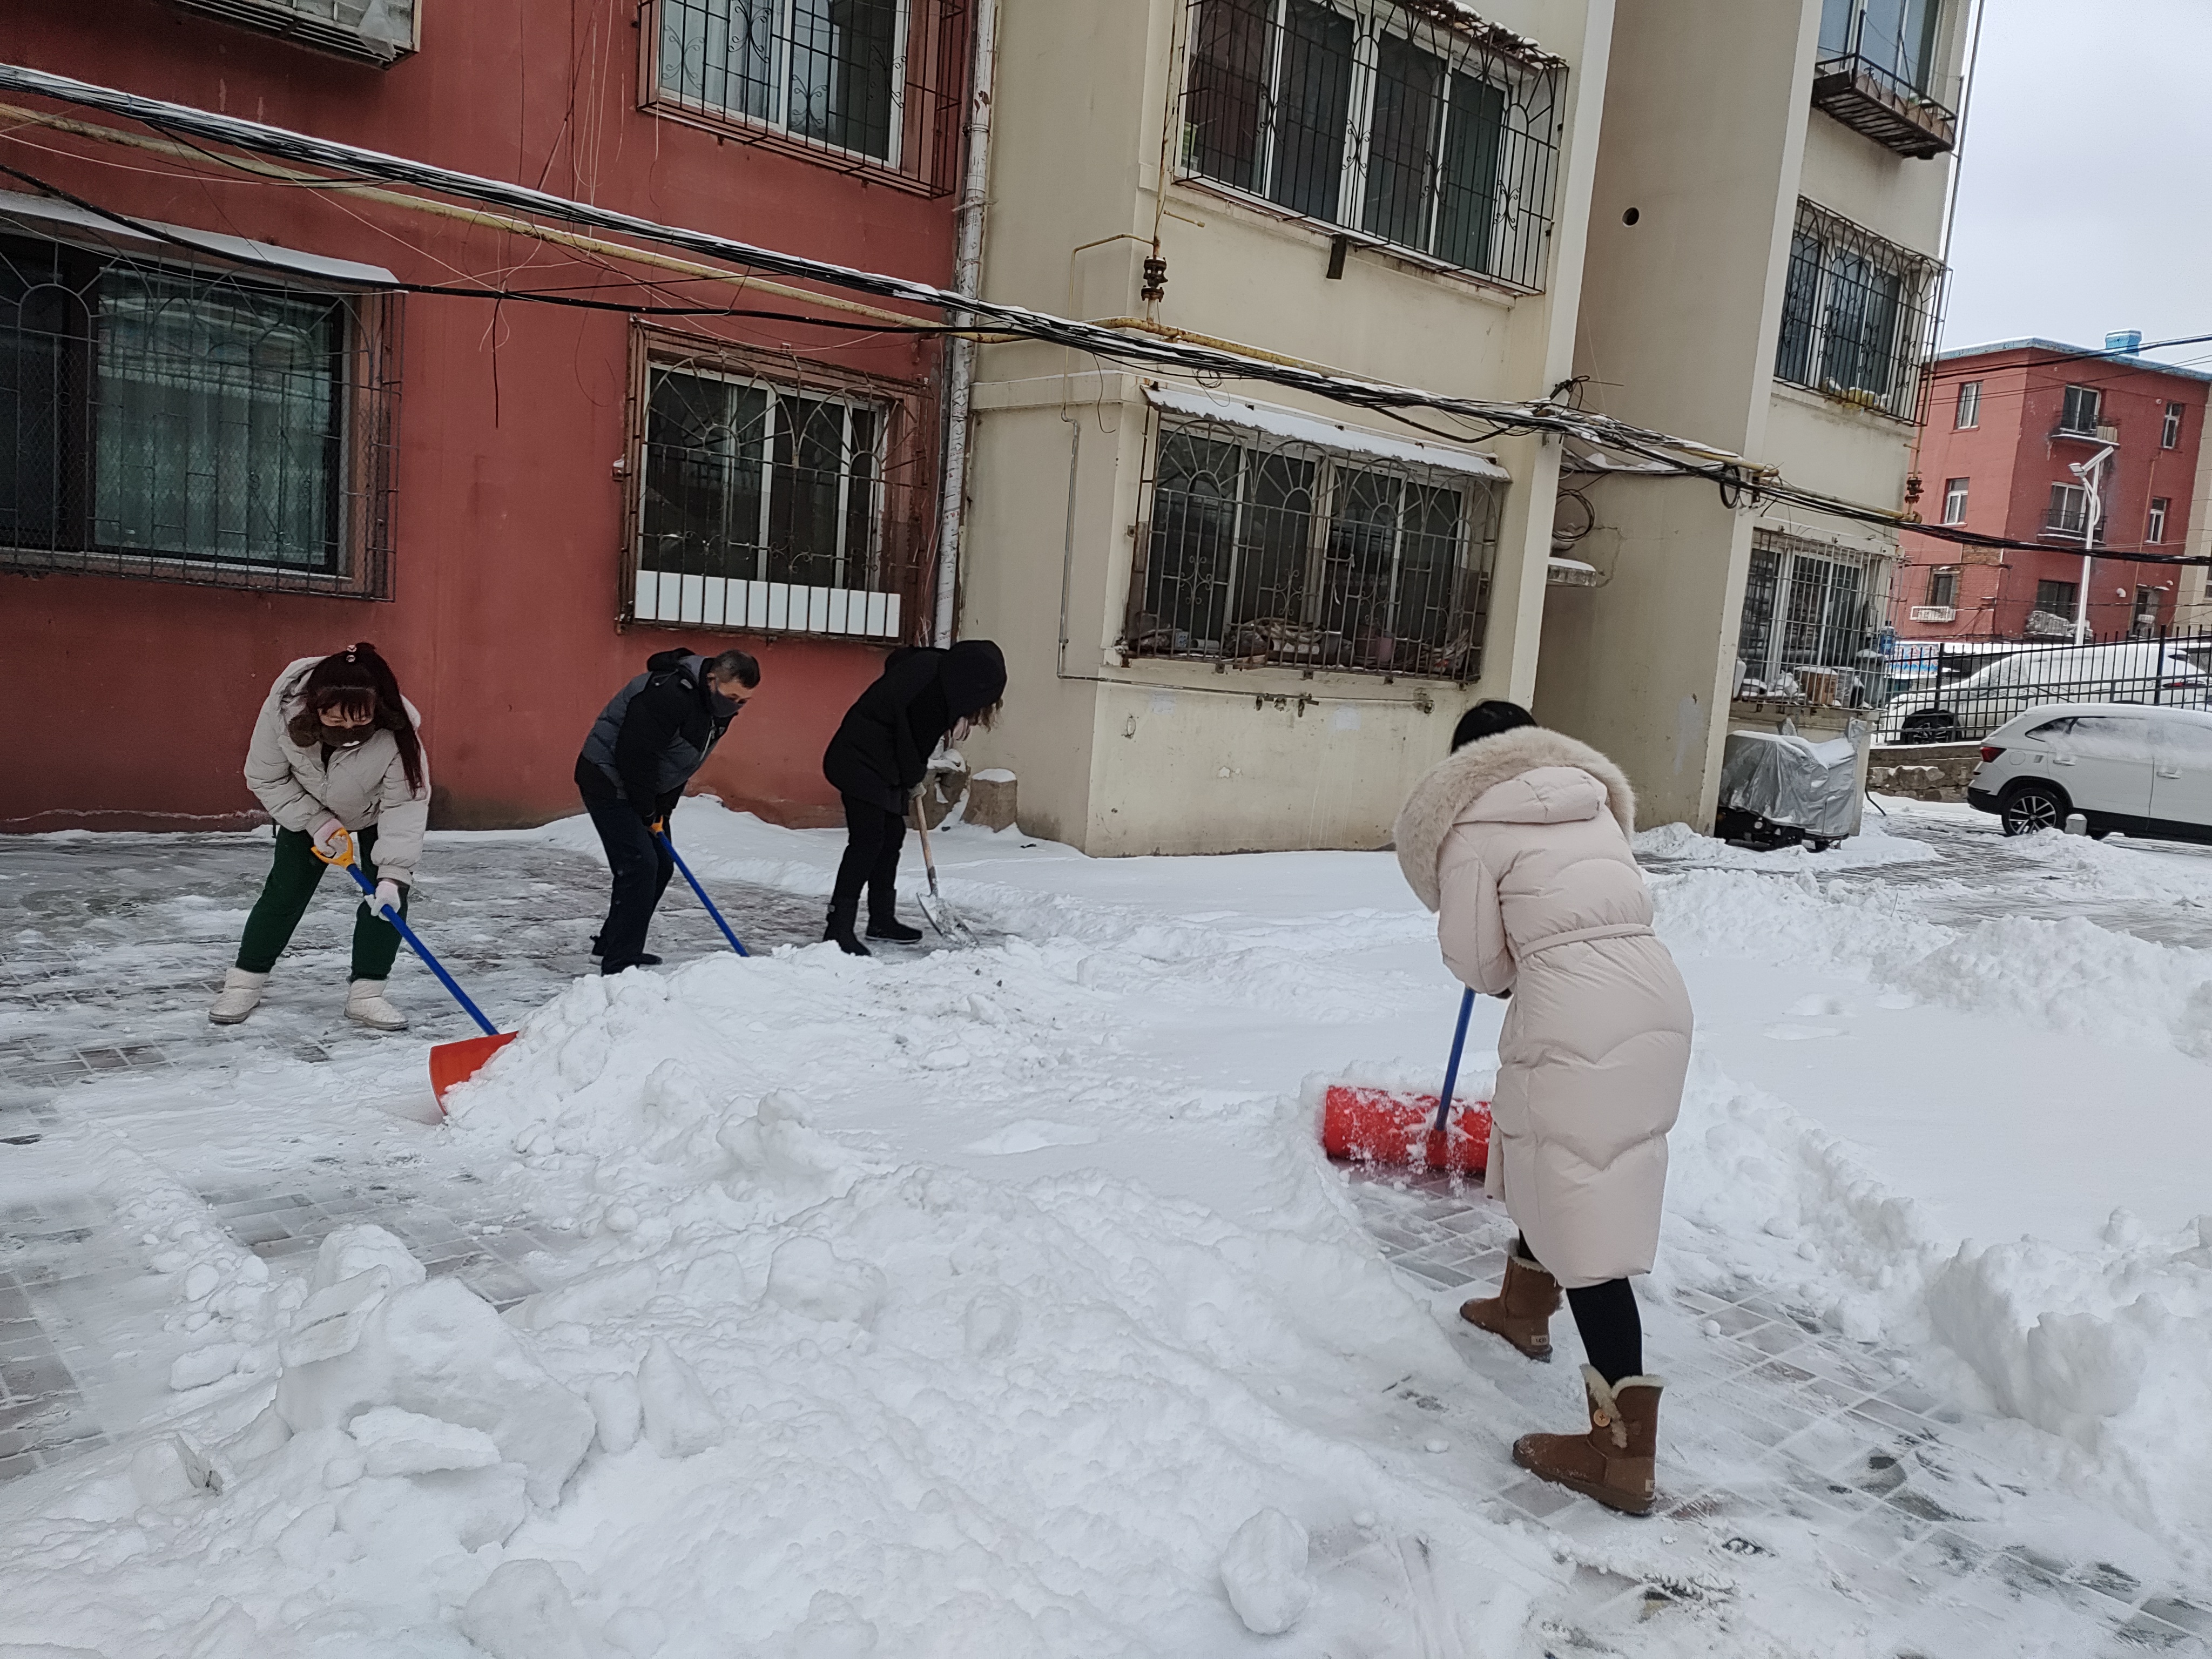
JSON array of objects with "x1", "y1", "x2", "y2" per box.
[
  {"x1": 1897, "y1": 336, "x2": 2212, "y2": 642},
  {"x1": 1, "y1": 0, "x2": 968, "y2": 831}
]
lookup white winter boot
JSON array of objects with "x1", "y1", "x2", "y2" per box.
[
  {"x1": 208, "y1": 968, "x2": 269, "y2": 1026},
  {"x1": 344, "y1": 979, "x2": 408, "y2": 1032}
]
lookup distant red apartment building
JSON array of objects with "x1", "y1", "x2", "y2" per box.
[
  {"x1": 1, "y1": 0, "x2": 967, "y2": 831},
  {"x1": 1897, "y1": 336, "x2": 2211, "y2": 642}
]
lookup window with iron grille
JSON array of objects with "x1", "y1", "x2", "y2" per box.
[
  {"x1": 1179, "y1": 0, "x2": 1564, "y2": 290},
  {"x1": 2045, "y1": 481, "x2": 2102, "y2": 542},
  {"x1": 1773, "y1": 200, "x2": 1941, "y2": 421},
  {"x1": 1127, "y1": 418, "x2": 1500, "y2": 681},
  {"x1": 2035, "y1": 578, "x2": 2078, "y2": 617},
  {"x1": 0, "y1": 234, "x2": 397, "y2": 596},
  {"x1": 1735, "y1": 533, "x2": 1884, "y2": 700},
  {"x1": 1926, "y1": 565, "x2": 1958, "y2": 608},
  {"x1": 2059, "y1": 384, "x2": 2101, "y2": 436},
  {"x1": 1941, "y1": 476, "x2": 1967, "y2": 524},
  {"x1": 628, "y1": 342, "x2": 929, "y2": 638},
  {"x1": 2148, "y1": 497, "x2": 2170, "y2": 543},
  {"x1": 2164, "y1": 400, "x2": 2184, "y2": 448},
  {"x1": 1953, "y1": 379, "x2": 1979, "y2": 428},
  {"x1": 650, "y1": 0, "x2": 965, "y2": 192}
]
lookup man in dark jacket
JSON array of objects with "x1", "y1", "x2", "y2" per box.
[
  {"x1": 820, "y1": 639, "x2": 1005, "y2": 954},
  {"x1": 576, "y1": 647, "x2": 758, "y2": 973}
]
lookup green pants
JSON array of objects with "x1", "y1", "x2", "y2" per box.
[{"x1": 236, "y1": 826, "x2": 410, "y2": 981}]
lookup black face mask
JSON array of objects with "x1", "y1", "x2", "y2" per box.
[
  {"x1": 708, "y1": 687, "x2": 745, "y2": 720},
  {"x1": 320, "y1": 722, "x2": 374, "y2": 748}
]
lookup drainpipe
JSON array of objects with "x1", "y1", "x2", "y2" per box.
[{"x1": 934, "y1": 0, "x2": 998, "y2": 647}]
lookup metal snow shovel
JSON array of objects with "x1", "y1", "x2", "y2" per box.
[
  {"x1": 314, "y1": 831, "x2": 514, "y2": 1109},
  {"x1": 1319, "y1": 986, "x2": 1493, "y2": 1174},
  {"x1": 908, "y1": 800, "x2": 978, "y2": 946},
  {"x1": 655, "y1": 829, "x2": 750, "y2": 956}
]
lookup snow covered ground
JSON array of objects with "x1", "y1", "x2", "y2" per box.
[{"x1": 1, "y1": 799, "x2": 2208, "y2": 1657}]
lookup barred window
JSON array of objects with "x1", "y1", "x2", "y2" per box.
[
  {"x1": 1180, "y1": 0, "x2": 1563, "y2": 289},
  {"x1": 1128, "y1": 418, "x2": 1499, "y2": 682},
  {"x1": 651, "y1": 0, "x2": 963, "y2": 188},
  {"x1": 1736, "y1": 534, "x2": 1884, "y2": 701},
  {"x1": 1774, "y1": 200, "x2": 1940, "y2": 421},
  {"x1": 629, "y1": 348, "x2": 927, "y2": 639},
  {"x1": 1, "y1": 235, "x2": 396, "y2": 595}
]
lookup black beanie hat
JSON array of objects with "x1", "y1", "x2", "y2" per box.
[{"x1": 941, "y1": 639, "x2": 1007, "y2": 719}]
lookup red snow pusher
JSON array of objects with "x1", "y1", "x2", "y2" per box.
[{"x1": 1320, "y1": 987, "x2": 1492, "y2": 1174}]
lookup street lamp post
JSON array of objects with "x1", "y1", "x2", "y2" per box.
[{"x1": 2068, "y1": 443, "x2": 2114, "y2": 645}]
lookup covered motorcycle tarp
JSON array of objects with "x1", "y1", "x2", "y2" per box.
[{"x1": 1718, "y1": 730, "x2": 1862, "y2": 840}]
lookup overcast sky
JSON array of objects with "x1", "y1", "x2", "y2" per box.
[{"x1": 1939, "y1": 0, "x2": 2212, "y2": 365}]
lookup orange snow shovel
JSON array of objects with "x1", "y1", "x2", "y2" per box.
[
  {"x1": 1321, "y1": 988, "x2": 1492, "y2": 1174},
  {"x1": 315, "y1": 831, "x2": 516, "y2": 1110}
]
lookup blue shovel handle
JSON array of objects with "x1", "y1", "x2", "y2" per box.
[
  {"x1": 338, "y1": 862, "x2": 501, "y2": 1038},
  {"x1": 1429, "y1": 986, "x2": 1478, "y2": 1136},
  {"x1": 656, "y1": 831, "x2": 749, "y2": 957}
]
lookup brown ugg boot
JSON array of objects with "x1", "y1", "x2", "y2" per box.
[
  {"x1": 1512, "y1": 1366, "x2": 1663, "y2": 1516},
  {"x1": 1458, "y1": 1252, "x2": 1561, "y2": 1360}
]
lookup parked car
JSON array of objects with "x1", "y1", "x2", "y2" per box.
[
  {"x1": 1881, "y1": 641, "x2": 2211, "y2": 744},
  {"x1": 1966, "y1": 703, "x2": 2212, "y2": 841}
]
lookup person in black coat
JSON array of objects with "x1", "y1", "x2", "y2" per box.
[
  {"x1": 820, "y1": 639, "x2": 1006, "y2": 954},
  {"x1": 576, "y1": 646, "x2": 758, "y2": 973}
]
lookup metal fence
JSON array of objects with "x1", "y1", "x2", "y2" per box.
[
  {"x1": 1875, "y1": 628, "x2": 2212, "y2": 745},
  {"x1": 1773, "y1": 199, "x2": 1943, "y2": 423},
  {"x1": 1179, "y1": 0, "x2": 1564, "y2": 289},
  {"x1": 650, "y1": 0, "x2": 969, "y2": 194},
  {"x1": 622, "y1": 335, "x2": 936, "y2": 640},
  {"x1": 0, "y1": 230, "x2": 400, "y2": 598},
  {"x1": 1125, "y1": 415, "x2": 1500, "y2": 680}
]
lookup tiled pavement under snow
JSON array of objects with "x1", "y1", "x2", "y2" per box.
[{"x1": 2, "y1": 825, "x2": 2208, "y2": 1657}]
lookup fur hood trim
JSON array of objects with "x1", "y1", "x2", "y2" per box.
[{"x1": 1393, "y1": 726, "x2": 1637, "y2": 910}]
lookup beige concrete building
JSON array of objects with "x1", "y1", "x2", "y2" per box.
[{"x1": 957, "y1": 0, "x2": 1970, "y2": 852}]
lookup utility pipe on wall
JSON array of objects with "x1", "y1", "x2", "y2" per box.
[{"x1": 934, "y1": 0, "x2": 998, "y2": 647}]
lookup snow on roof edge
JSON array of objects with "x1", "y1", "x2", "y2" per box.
[
  {"x1": 1143, "y1": 382, "x2": 1511, "y2": 481},
  {"x1": 1935, "y1": 336, "x2": 2212, "y2": 385}
]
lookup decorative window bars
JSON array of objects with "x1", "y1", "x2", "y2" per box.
[
  {"x1": 649, "y1": 0, "x2": 968, "y2": 193},
  {"x1": 1773, "y1": 199, "x2": 1941, "y2": 422},
  {"x1": 1736, "y1": 532, "x2": 1887, "y2": 705},
  {"x1": 625, "y1": 336, "x2": 933, "y2": 639},
  {"x1": 1178, "y1": 0, "x2": 1565, "y2": 290},
  {"x1": 1127, "y1": 415, "x2": 1501, "y2": 682},
  {"x1": 0, "y1": 233, "x2": 399, "y2": 596}
]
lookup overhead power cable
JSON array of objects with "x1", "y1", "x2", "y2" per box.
[{"x1": 1, "y1": 61, "x2": 2207, "y2": 569}]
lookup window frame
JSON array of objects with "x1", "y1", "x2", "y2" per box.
[
  {"x1": 621, "y1": 328, "x2": 929, "y2": 640},
  {"x1": 2034, "y1": 577, "x2": 2079, "y2": 618},
  {"x1": 2163, "y1": 400, "x2": 2184, "y2": 449},
  {"x1": 0, "y1": 230, "x2": 397, "y2": 598},
  {"x1": 1953, "y1": 379, "x2": 1980, "y2": 428},
  {"x1": 2059, "y1": 383, "x2": 2101, "y2": 436},
  {"x1": 1771, "y1": 199, "x2": 1942, "y2": 423},
  {"x1": 1925, "y1": 564, "x2": 1960, "y2": 609},
  {"x1": 2045, "y1": 481, "x2": 2095, "y2": 541},
  {"x1": 1175, "y1": 0, "x2": 1566, "y2": 293},
  {"x1": 1125, "y1": 412, "x2": 1501, "y2": 683},
  {"x1": 1941, "y1": 476, "x2": 1968, "y2": 524},
  {"x1": 643, "y1": 0, "x2": 962, "y2": 196},
  {"x1": 2148, "y1": 497, "x2": 2170, "y2": 544},
  {"x1": 1734, "y1": 531, "x2": 1887, "y2": 703}
]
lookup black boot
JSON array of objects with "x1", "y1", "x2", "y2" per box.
[
  {"x1": 866, "y1": 874, "x2": 921, "y2": 942},
  {"x1": 824, "y1": 903, "x2": 871, "y2": 957},
  {"x1": 590, "y1": 935, "x2": 659, "y2": 966}
]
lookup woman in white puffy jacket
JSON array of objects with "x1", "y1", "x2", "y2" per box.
[
  {"x1": 210, "y1": 644, "x2": 430, "y2": 1032},
  {"x1": 1395, "y1": 700, "x2": 1692, "y2": 1515}
]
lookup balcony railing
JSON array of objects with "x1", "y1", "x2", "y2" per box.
[
  {"x1": 1810, "y1": 50, "x2": 1957, "y2": 159},
  {"x1": 2053, "y1": 421, "x2": 2121, "y2": 444}
]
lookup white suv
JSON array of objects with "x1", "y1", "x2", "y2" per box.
[{"x1": 1966, "y1": 703, "x2": 2212, "y2": 840}]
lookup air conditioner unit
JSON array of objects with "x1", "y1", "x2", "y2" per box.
[{"x1": 1908, "y1": 606, "x2": 1956, "y2": 623}]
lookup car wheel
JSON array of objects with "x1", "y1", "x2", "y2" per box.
[
  {"x1": 1900, "y1": 711, "x2": 1960, "y2": 745},
  {"x1": 2000, "y1": 783, "x2": 2068, "y2": 837}
]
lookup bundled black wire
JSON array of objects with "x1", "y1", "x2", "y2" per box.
[{"x1": 2, "y1": 59, "x2": 2204, "y2": 569}]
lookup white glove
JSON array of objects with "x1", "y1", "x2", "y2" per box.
[
  {"x1": 311, "y1": 817, "x2": 350, "y2": 859},
  {"x1": 370, "y1": 879, "x2": 403, "y2": 919}
]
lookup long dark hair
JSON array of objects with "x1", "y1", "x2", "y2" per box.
[{"x1": 288, "y1": 643, "x2": 424, "y2": 794}]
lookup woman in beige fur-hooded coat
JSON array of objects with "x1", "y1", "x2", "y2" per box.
[{"x1": 1394, "y1": 700, "x2": 1692, "y2": 1515}]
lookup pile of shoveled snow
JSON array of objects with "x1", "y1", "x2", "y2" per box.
[{"x1": 1635, "y1": 819, "x2": 1939, "y2": 871}]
